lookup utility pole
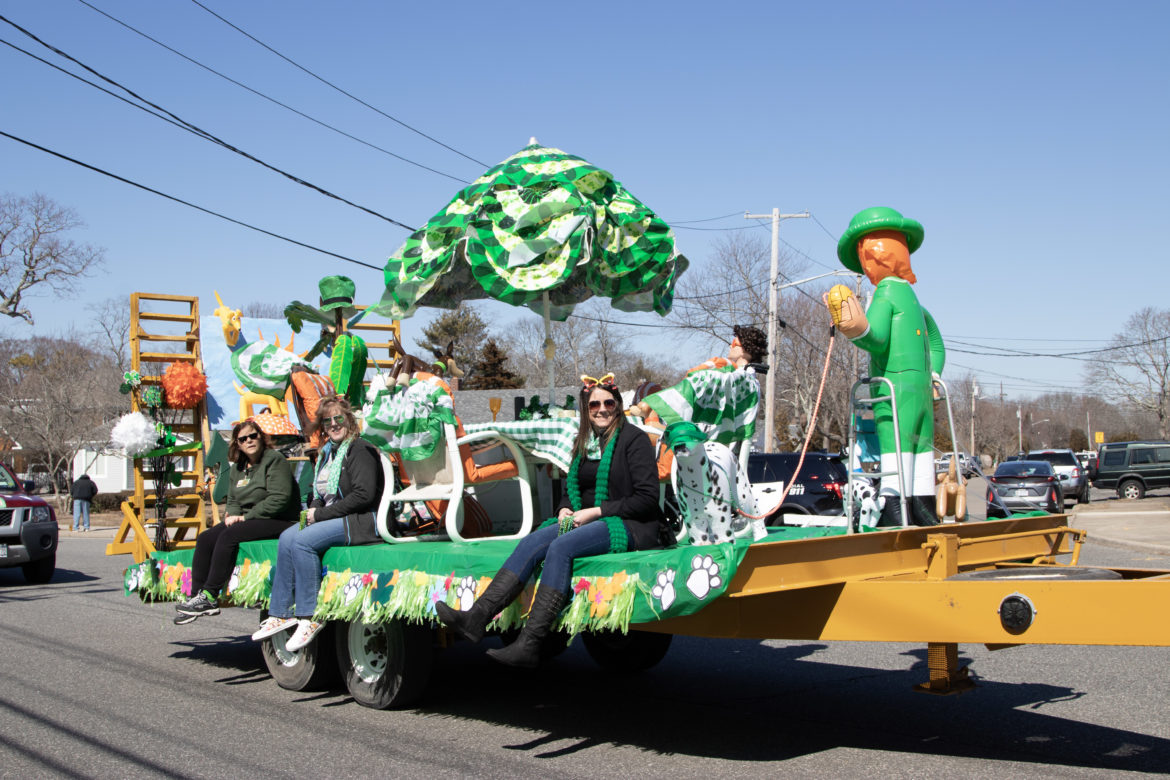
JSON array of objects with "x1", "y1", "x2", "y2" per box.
[
  {"x1": 970, "y1": 381, "x2": 980, "y2": 456},
  {"x1": 744, "y1": 208, "x2": 809, "y2": 452}
]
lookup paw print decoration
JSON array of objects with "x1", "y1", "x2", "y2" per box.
[
  {"x1": 652, "y1": 569, "x2": 676, "y2": 611},
  {"x1": 455, "y1": 576, "x2": 478, "y2": 611},
  {"x1": 342, "y1": 574, "x2": 364, "y2": 605},
  {"x1": 227, "y1": 564, "x2": 242, "y2": 594},
  {"x1": 686, "y1": 554, "x2": 722, "y2": 600}
]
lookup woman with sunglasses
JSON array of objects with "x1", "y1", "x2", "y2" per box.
[
  {"x1": 252, "y1": 397, "x2": 383, "y2": 651},
  {"x1": 436, "y1": 373, "x2": 666, "y2": 668},
  {"x1": 176, "y1": 419, "x2": 301, "y2": 623}
]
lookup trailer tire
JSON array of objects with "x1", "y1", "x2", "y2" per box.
[
  {"x1": 260, "y1": 613, "x2": 338, "y2": 691},
  {"x1": 948, "y1": 567, "x2": 1122, "y2": 581},
  {"x1": 582, "y1": 630, "x2": 672, "y2": 673},
  {"x1": 337, "y1": 618, "x2": 433, "y2": 709}
]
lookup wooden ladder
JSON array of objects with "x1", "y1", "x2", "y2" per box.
[{"x1": 105, "y1": 293, "x2": 208, "y2": 563}]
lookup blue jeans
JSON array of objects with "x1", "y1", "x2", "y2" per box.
[
  {"x1": 502, "y1": 521, "x2": 612, "y2": 595},
  {"x1": 267, "y1": 519, "x2": 348, "y2": 619},
  {"x1": 72, "y1": 499, "x2": 90, "y2": 530}
]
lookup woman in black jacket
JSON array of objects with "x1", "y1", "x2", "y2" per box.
[
  {"x1": 436, "y1": 373, "x2": 666, "y2": 668},
  {"x1": 252, "y1": 397, "x2": 384, "y2": 651}
]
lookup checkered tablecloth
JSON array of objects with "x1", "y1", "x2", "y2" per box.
[{"x1": 463, "y1": 418, "x2": 579, "y2": 474}]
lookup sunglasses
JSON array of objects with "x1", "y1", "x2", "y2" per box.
[
  {"x1": 588, "y1": 399, "x2": 617, "y2": 411},
  {"x1": 237, "y1": 432, "x2": 260, "y2": 443},
  {"x1": 325, "y1": 414, "x2": 347, "y2": 429}
]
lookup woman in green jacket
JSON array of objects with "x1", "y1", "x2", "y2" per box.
[{"x1": 175, "y1": 418, "x2": 301, "y2": 623}]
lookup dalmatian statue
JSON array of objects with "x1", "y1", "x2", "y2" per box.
[
  {"x1": 850, "y1": 477, "x2": 884, "y2": 528},
  {"x1": 665, "y1": 422, "x2": 766, "y2": 545}
]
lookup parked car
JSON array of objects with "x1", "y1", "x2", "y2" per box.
[
  {"x1": 1025, "y1": 448, "x2": 1089, "y2": 504},
  {"x1": 747, "y1": 452, "x2": 848, "y2": 522},
  {"x1": 0, "y1": 463, "x2": 58, "y2": 583},
  {"x1": 986, "y1": 460, "x2": 1065, "y2": 518},
  {"x1": 936, "y1": 452, "x2": 980, "y2": 479},
  {"x1": 1091, "y1": 440, "x2": 1170, "y2": 500}
]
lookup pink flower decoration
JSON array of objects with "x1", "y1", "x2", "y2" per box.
[
  {"x1": 573, "y1": 578, "x2": 591, "y2": 594},
  {"x1": 180, "y1": 569, "x2": 192, "y2": 596},
  {"x1": 362, "y1": 571, "x2": 375, "y2": 586},
  {"x1": 443, "y1": 573, "x2": 454, "y2": 589}
]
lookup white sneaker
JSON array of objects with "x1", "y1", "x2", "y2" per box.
[
  {"x1": 251, "y1": 616, "x2": 297, "y2": 642},
  {"x1": 285, "y1": 619, "x2": 325, "y2": 652}
]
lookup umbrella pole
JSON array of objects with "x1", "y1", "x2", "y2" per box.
[{"x1": 543, "y1": 292, "x2": 554, "y2": 404}]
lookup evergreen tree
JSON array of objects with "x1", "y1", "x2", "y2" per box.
[
  {"x1": 416, "y1": 304, "x2": 488, "y2": 382},
  {"x1": 463, "y1": 339, "x2": 524, "y2": 390}
]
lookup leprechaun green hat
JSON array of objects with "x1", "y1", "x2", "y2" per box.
[
  {"x1": 836, "y1": 207, "x2": 924, "y2": 274},
  {"x1": 318, "y1": 275, "x2": 357, "y2": 317}
]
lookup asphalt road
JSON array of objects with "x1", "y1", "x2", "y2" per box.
[{"x1": 2, "y1": 537, "x2": 1169, "y2": 778}]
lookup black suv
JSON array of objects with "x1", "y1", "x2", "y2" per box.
[
  {"x1": 1091, "y1": 440, "x2": 1170, "y2": 500},
  {"x1": 747, "y1": 452, "x2": 848, "y2": 522}
]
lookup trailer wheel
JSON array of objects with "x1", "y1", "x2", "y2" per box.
[
  {"x1": 336, "y1": 618, "x2": 433, "y2": 709},
  {"x1": 259, "y1": 613, "x2": 337, "y2": 691},
  {"x1": 582, "y1": 630, "x2": 672, "y2": 673}
]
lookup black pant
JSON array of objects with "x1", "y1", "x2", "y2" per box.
[{"x1": 190, "y1": 517, "x2": 294, "y2": 595}]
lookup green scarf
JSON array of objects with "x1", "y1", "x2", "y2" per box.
[{"x1": 540, "y1": 427, "x2": 629, "y2": 553}]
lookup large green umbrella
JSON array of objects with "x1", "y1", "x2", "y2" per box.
[{"x1": 374, "y1": 141, "x2": 688, "y2": 330}]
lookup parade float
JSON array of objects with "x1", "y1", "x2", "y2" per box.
[{"x1": 114, "y1": 144, "x2": 1170, "y2": 709}]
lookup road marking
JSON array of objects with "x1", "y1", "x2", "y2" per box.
[{"x1": 1073, "y1": 510, "x2": 1170, "y2": 516}]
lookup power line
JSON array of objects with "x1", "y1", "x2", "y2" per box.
[
  {"x1": 0, "y1": 14, "x2": 417, "y2": 230},
  {"x1": 0, "y1": 129, "x2": 382, "y2": 271},
  {"x1": 72, "y1": 0, "x2": 471, "y2": 184},
  {"x1": 186, "y1": 0, "x2": 489, "y2": 169},
  {"x1": 665, "y1": 211, "x2": 744, "y2": 225},
  {"x1": 0, "y1": 14, "x2": 421, "y2": 229}
]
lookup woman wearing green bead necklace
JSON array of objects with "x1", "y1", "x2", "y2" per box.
[
  {"x1": 251, "y1": 397, "x2": 384, "y2": 652},
  {"x1": 437, "y1": 373, "x2": 666, "y2": 668}
]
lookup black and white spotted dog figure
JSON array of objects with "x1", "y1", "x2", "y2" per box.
[
  {"x1": 849, "y1": 477, "x2": 884, "y2": 528},
  {"x1": 665, "y1": 422, "x2": 766, "y2": 545}
]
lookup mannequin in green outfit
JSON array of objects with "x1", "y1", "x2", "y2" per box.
[{"x1": 827, "y1": 207, "x2": 945, "y2": 526}]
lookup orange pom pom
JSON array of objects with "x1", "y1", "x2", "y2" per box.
[{"x1": 162, "y1": 363, "x2": 208, "y2": 409}]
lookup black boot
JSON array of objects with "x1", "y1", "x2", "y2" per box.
[
  {"x1": 486, "y1": 586, "x2": 568, "y2": 669},
  {"x1": 910, "y1": 495, "x2": 940, "y2": 526},
  {"x1": 435, "y1": 569, "x2": 523, "y2": 643},
  {"x1": 877, "y1": 495, "x2": 905, "y2": 527}
]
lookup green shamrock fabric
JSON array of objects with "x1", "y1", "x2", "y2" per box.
[{"x1": 374, "y1": 143, "x2": 689, "y2": 321}]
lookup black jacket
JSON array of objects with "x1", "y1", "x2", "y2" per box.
[
  {"x1": 557, "y1": 421, "x2": 666, "y2": 551},
  {"x1": 70, "y1": 475, "x2": 98, "y2": 501},
  {"x1": 309, "y1": 437, "x2": 385, "y2": 545}
]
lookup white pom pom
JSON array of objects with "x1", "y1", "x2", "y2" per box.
[{"x1": 111, "y1": 412, "x2": 159, "y2": 456}]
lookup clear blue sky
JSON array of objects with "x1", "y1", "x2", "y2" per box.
[{"x1": 2, "y1": 0, "x2": 1167, "y2": 400}]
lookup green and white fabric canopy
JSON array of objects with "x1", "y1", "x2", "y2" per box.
[{"x1": 374, "y1": 142, "x2": 689, "y2": 322}]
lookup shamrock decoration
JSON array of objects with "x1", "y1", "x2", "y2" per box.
[
  {"x1": 141, "y1": 385, "x2": 163, "y2": 408},
  {"x1": 119, "y1": 370, "x2": 142, "y2": 395}
]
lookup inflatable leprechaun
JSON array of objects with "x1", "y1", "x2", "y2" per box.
[{"x1": 826, "y1": 207, "x2": 945, "y2": 527}]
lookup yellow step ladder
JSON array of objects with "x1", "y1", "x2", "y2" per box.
[{"x1": 106, "y1": 293, "x2": 209, "y2": 563}]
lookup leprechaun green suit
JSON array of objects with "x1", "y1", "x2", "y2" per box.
[
  {"x1": 834, "y1": 206, "x2": 945, "y2": 526},
  {"x1": 854, "y1": 275, "x2": 945, "y2": 464}
]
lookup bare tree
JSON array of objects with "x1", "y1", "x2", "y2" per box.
[
  {"x1": 0, "y1": 335, "x2": 124, "y2": 507},
  {"x1": 1085, "y1": 307, "x2": 1170, "y2": 438},
  {"x1": 0, "y1": 194, "x2": 104, "y2": 324},
  {"x1": 87, "y1": 296, "x2": 132, "y2": 373},
  {"x1": 242, "y1": 301, "x2": 286, "y2": 319}
]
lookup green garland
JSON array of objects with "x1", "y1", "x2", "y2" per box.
[{"x1": 562, "y1": 428, "x2": 629, "y2": 554}]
